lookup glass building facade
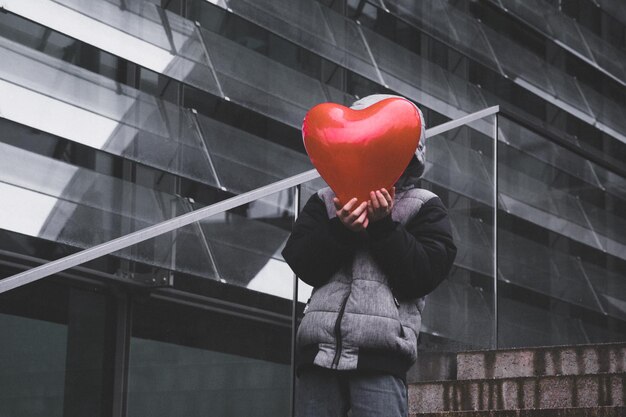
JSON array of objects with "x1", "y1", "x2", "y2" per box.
[{"x1": 0, "y1": 0, "x2": 625, "y2": 415}]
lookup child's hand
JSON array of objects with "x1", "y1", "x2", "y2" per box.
[
  {"x1": 367, "y1": 187, "x2": 395, "y2": 222},
  {"x1": 333, "y1": 197, "x2": 369, "y2": 232}
]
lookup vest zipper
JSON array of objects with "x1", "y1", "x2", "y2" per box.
[{"x1": 331, "y1": 289, "x2": 351, "y2": 369}]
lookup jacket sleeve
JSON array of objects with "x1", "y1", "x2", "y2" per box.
[
  {"x1": 366, "y1": 196, "x2": 457, "y2": 300},
  {"x1": 281, "y1": 193, "x2": 360, "y2": 288}
]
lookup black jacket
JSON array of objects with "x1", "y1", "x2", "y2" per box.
[{"x1": 282, "y1": 192, "x2": 456, "y2": 301}]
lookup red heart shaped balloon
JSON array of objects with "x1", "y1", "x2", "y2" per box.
[{"x1": 302, "y1": 97, "x2": 422, "y2": 207}]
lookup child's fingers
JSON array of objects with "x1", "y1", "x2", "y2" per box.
[
  {"x1": 370, "y1": 191, "x2": 380, "y2": 209},
  {"x1": 339, "y1": 198, "x2": 358, "y2": 217},
  {"x1": 381, "y1": 188, "x2": 393, "y2": 204},
  {"x1": 346, "y1": 201, "x2": 367, "y2": 222},
  {"x1": 376, "y1": 190, "x2": 388, "y2": 209},
  {"x1": 333, "y1": 197, "x2": 341, "y2": 211},
  {"x1": 354, "y1": 209, "x2": 368, "y2": 226}
]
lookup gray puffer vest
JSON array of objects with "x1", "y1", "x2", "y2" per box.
[{"x1": 296, "y1": 186, "x2": 437, "y2": 371}]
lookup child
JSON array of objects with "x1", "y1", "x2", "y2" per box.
[{"x1": 282, "y1": 95, "x2": 457, "y2": 417}]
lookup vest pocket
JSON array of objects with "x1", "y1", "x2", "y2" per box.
[{"x1": 397, "y1": 301, "x2": 421, "y2": 338}]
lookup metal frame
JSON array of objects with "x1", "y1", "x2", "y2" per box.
[
  {"x1": 0, "y1": 106, "x2": 499, "y2": 295},
  {"x1": 289, "y1": 184, "x2": 301, "y2": 417},
  {"x1": 493, "y1": 113, "x2": 499, "y2": 349}
]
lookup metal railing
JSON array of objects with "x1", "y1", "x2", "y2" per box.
[{"x1": 0, "y1": 105, "x2": 499, "y2": 294}]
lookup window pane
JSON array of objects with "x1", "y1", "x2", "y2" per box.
[
  {"x1": 128, "y1": 293, "x2": 291, "y2": 417},
  {"x1": 0, "y1": 278, "x2": 112, "y2": 417}
]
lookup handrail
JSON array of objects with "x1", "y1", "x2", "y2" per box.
[{"x1": 0, "y1": 105, "x2": 499, "y2": 294}]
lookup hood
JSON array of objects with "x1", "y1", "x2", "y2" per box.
[{"x1": 350, "y1": 94, "x2": 427, "y2": 191}]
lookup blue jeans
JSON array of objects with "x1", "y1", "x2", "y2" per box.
[{"x1": 295, "y1": 366, "x2": 408, "y2": 417}]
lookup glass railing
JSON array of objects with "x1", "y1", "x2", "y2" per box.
[{"x1": 0, "y1": 107, "x2": 499, "y2": 352}]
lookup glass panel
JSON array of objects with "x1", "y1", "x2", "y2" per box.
[
  {"x1": 579, "y1": 26, "x2": 626, "y2": 82},
  {"x1": 580, "y1": 199, "x2": 626, "y2": 257},
  {"x1": 214, "y1": 0, "x2": 382, "y2": 82},
  {"x1": 423, "y1": 123, "x2": 494, "y2": 206},
  {"x1": 0, "y1": 117, "x2": 250, "y2": 277},
  {"x1": 52, "y1": 0, "x2": 172, "y2": 50},
  {"x1": 498, "y1": 117, "x2": 602, "y2": 190},
  {"x1": 0, "y1": 147, "x2": 209, "y2": 272},
  {"x1": 448, "y1": 208, "x2": 492, "y2": 278},
  {"x1": 0, "y1": 139, "x2": 187, "y2": 228},
  {"x1": 318, "y1": 5, "x2": 382, "y2": 75},
  {"x1": 498, "y1": 194, "x2": 603, "y2": 253},
  {"x1": 479, "y1": 26, "x2": 556, "y2": 98},
  {"x1": 0, "y1": 39, "x2": 162, "y2": 135},
  {"x1": 498, "y1": 294, "x2": 593, "y2": 347},
  {"x1": 545, "y1": 9, "x2": 595, "y2": 60},
  {"x1": 102, "y1": 187, "x2": 297, "y2": 295},
  {"x1": 577, "y1": 82, "x2": 626, "y2": 140},
  {"x1": 495, "y1": 134, "x2": 626, "y2": 259},
  {"x1": 497, "y1": 113, "x2": 626, "y2": 347},
  {"x1": 3, "y1": 0, "x2": 222, "y2": 95},
  {"x1": 594, "y1": 166, "x2": 626, "y2": 201},
  {"x1": 497, "y1": 118, "x2": 626, "y2": 262},
  {"x1": 496, "y1": 0, "x2": 555, "y2": 36},
  {"x1": 544, "y1": 66, "x2": 594, "y2": 119},
  {"x1": 498, "y1": 229, "x2": 604, "y2": 313},
  {"x1": 583, "y1": 261, "x2": 626, "y2": 322},
  {"x1": 420, "y1": 116, "x2": 496, "y2": 352},
  {"x1": 596, "y1": 0, "x2": 626, "y2": 27},
  {"x1": 381, "y1": 0, "x2": 619, "y2": 138},
  {"x1": 199, "y1": 27, "x2": 331, "y2": 128},
  {"x1": 0, "y1": 36, "x2": 219, "y2": 187},
  {"x1": 230, "y1": 0, "x2": 338, "y2": 48},
  {"x1": 0, "y1": 12, "x2": 320, "y2": 196},
  {"x1": 498, "y1": 0, "x2": 626, "y2": 84},
  {"x1": 446, "y1": 75, "x2": 489, "y2": 114},
  {"x1": 361, "y1": 25, "x2": 457, "y2": 107},
  {"x1": 197, "y1": 114, "x2": 314, "y2": 194},
  {"x1": 359, "y1": 24, "x2": 491, "y2": 120},
  {"x1": 382, "y1": 0, "x2": 502, "y2": 73}
]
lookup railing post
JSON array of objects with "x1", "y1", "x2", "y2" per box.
[
  {"x1": 493, "y1": 112, "x2": 499, "y2": 349},
  {"x1": 290, "y1": 184, "x2": 301, "y2": 417}
]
